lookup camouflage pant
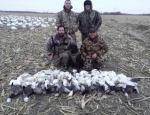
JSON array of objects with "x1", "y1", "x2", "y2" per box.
[
  {"x1": 50, "y1": 51, "x2": 69, "y2": 67},
  {"x1": 81, "y1": 34, "x2": 88, "y2": 41},
  {"x1": 83, "y1": 56, "x2": 103, "y2": 71}
]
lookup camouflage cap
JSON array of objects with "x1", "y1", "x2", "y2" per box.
[{"x1": 89, "y1": 25, "x2": 96, "y2": 33}]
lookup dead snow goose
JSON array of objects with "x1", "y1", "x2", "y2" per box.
[
  {"x1": 23, "y1": 85, "x2": 33, "y2": 102},
  {"x1": 11, "y1": 26, "x2": 17, "y2": 30},
  {"x1": 32, "y1": 82, "x2": 46, "y2": 95},
  {"x1": 7, "y1": 85, "x2": 23, "y2": 103}
]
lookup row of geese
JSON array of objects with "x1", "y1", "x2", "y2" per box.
[
  {"x1": 7, "y1": 69, "x2": 140, "y2": 103},
  {"x1": 0, "y1": 15, "x2": 56, "y2": 30}
]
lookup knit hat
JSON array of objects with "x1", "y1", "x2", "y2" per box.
[
  {"x1": 84, "y1": 0, "x2": 92, "y2": 6},
  {"x1": 89, "y1": 25, "x2": 96, "y2": 33}
]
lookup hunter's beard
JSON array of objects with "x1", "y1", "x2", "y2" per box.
[{"x1": 58, "y1": 33, "x2": 64, "y2": 37}]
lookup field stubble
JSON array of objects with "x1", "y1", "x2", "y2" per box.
[{"x1": 0, "y1": 15, "x2": 150, "y2": 115}]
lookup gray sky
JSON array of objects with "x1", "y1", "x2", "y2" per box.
[{"x1": 0, "y1": 0, "x2": 150, "y2": 14}]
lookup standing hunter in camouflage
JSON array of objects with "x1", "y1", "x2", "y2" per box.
[
  {"x1": 46, "y1": 25, "x2": 75, "y2": 67},
  {"x1": 78, "y1": 0, "x2": 102, "y2": 41},
  {"x1": 80, "y1": 26, "x2": 108, "y2": 71},
  {"x1": 56, "y1": 0, "x2": 78, "y2": 42}
]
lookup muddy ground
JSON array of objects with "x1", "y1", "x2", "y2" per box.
[{"x1": 0, "y1": 15, "x2": 150, "y2": 115}]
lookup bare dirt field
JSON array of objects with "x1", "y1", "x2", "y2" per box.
[{"x1": 0, "y1": 14, "x2": 150, "y2": 115}]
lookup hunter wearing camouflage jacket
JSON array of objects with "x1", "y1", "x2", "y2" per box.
[
  {"x1": 80, "y1": 30, "x2": 108, "y2": 71},
  {"x1": 46, "y1": 32, "x2": 74, "y2": 67},
  {"x1": 56, "y1": 1, "x2": 78, "y2": 41},
  {"x1": 78, "y1": 0, "x2": 102, "y2": 41}
]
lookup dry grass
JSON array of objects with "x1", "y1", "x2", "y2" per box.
[{"x1": 0, "y1": 14, "x2": 150, "y2": 115}]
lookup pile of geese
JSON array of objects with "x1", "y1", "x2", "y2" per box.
[
  {"x1": 7, "y1": 69, "x2": 140, "y2": 103},
  {"x1": 0, "y1": 15, "x2": 56, "y2": 30}
]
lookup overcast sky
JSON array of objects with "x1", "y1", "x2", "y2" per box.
[{"x1": 0, "y1": 0, "x2": 150, "y2": 14}]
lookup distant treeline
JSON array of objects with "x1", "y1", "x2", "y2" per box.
[
  {"x1": 0, "y1": 10, "x2": 150, "y2": 16},
  {"x1": 101, "y1": 11, "x2": 150, "y2": 16}
]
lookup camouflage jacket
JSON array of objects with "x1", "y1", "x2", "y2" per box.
[
  {"x1": 80, "y1": 35, "x2": 108, "y2": 57},
  {"x1": 78, "y1": 10, "x2": 102, "y2": 35},
  {"x1": 46, "y1": 33, "x2": 75, "y2": 56},
  {"x1": 56, "y1": 8, "x2": 78, "y2": 35}
]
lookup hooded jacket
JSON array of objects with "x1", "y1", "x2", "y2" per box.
[
  {"x1": 78, "y1": 0, "x2": 102, "y2": 35},
  {"x1": 56, "y1": 5, "x2": 78, "y2": 35}
]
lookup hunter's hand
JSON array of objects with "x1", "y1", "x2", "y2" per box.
[
  {"x1": 86, "y1": 55, "x2": 92, "y2": 59},
  {"x1": 92, "y1": 53, "x2": 97, "y2": 59}
]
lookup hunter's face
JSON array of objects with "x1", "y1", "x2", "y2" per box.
[
  {"x1": 58, "y1": 27, "x2": 65, "y2": 37},
  {"x1": 89, "y1": 31, "x2": 97, "y2": 38},
  {"x1": 65, "y1": 1, "x2": 71, "y2": 10},
  {"x1": 85, "y1": 4, "x2": 91, "y2": 10}
]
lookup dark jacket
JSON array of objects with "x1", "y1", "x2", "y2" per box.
[{"x1": 78, "y1": 3, "x2": 102, "y2": 35}]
